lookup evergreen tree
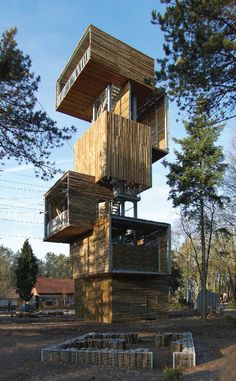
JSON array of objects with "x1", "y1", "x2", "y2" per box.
[
  {"x1": 164, "y1": 102, "x2": 226, "y2": 318},
  {"x1": 15, "y1": 240, "x2": 38, "y2": 301},
  {"x1": 0, "y1": 28, "x2": 76, "y2": 179},
  {"x1": 152, "y1": 0, "x2": 236, "y2": 121}
]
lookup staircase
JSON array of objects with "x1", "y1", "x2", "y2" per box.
[
  {"x1": 94, "y1": 84, "x2": 121, "y2": 120},
  {"x1": 111, "y1": 201, "x2": 120, "y2": 216},
  {"x1": 111, "y1": 85, "x2": 121, "y2": 111}
]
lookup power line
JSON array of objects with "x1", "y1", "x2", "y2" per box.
[
  {"x1": 0, "y1": 185, "x2": 44, "y2": 193},
  {"x1": 0, "y1": 210, "x2": 41, "y2": 215},
  {"x1": 36, "y1": 97, "x2": 90, "y2": 173},
  {"x1": 0, "y1": 218, "x2": 43, "y2": 225},
  {"x1": 0, "y1": 233, "x2": 42, "y2": 240},
  {"x1": 0, "y1": 170, "x2": 45, "y2": 180},
  {"x1": 0, "y1": 203, "x2": 41, "y2": 211},
  {"x1": 0, "y1": 197, "x2": 43, "y2": 205},
  {"x1": 0, "y1": 178, "x2": 47, "y2": 189}
]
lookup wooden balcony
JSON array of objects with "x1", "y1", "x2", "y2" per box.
[
  {"x1": 56, "y1": 24, "x2": 154, "y2": 122},
  {"x1": 44, "y1": 171, "x2": 112, "y2": 243},
  {"x1": 111, "y1": 215, "x2": 171, "y2": 274},
  {"x1": 46, "y1": 209, "x2": 69, "y2": 236},
  {"x1": 71, "y1": 215, "x2": 171, "y2": 278}
]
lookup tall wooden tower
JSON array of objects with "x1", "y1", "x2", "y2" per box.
[{"x1": 44, "y1": 25, "x2": 171, "y2": 323}]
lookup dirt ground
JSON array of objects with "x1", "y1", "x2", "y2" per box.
[{"x1": 0, "y1": 312, "x2": 235, "y2": 381}]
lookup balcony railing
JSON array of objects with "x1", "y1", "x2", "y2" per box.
[
  {"x1": 47, "y1": 209, "x2": 69, "y2": 236},
  {"x1": 57, "y1": 46, "x2": 91, "y2": 107}
]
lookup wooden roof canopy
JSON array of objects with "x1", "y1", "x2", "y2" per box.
[
  {"x1": 44, "y1": 170, "x2": 112, "y2": 201},
  {"x1": 56, "y1": 24, "x2": 155, "y2": 122}
]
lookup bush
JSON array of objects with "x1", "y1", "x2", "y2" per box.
[{"x1": 163, "y1": 367, "x2": 182, "y2": 381}]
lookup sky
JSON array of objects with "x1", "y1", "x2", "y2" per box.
[{"x1": 0, "y1": 0, "x2": 232, "y2": 259}]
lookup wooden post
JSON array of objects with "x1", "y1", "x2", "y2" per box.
[
  {"x1": 132, "y1": 94, "x2": 137, "y2": 121},
  {"x1": 155, "y1": 105, "x2": 159, "y2": 146},
  {"x1": 164, "y1": 95, "x2": 169, "y2": 151},
  {"x1": 128, "y1": 81, "x2": 132, "y2": 120}
]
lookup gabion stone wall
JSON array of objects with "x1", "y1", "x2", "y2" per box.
[
  {"x1": 155, "y1": 332, "x2": 196, "y2": 368},
  {"x1": 41, "y1": 332, "x2": 153, "y2": 370},
  {"x1": 41, "y1": 331, "x2": 196, "y2": 370}
]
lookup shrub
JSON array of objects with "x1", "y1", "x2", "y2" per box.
[{"x1": 163, "y1": 367, "x2": 182, "y2": 381}]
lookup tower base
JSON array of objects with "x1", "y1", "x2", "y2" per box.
[{"x1": 75, "y1": 273, "x2": 169, "y2": 323}]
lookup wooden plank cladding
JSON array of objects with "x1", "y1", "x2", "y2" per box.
[
  {"x1": 138, "y1": 95, "x2": 169, "y2": 162},
  {"x1": 74, "y1": 274, "x2": 169, "y2": 323},
  {"x1": 113, "y1": 82, "x2": 130, "y2": 119},
  {"x1": 112, "y1": 275, "x2": 169, "y2": 322},
  {"x1": 75, "y1": 277, "x2": 112, "y2": 323},
  {"x1": 70, "y1": 214, "x2": 170, "y2": 278},
  {"x1": 46, "y1": 24, "x2": 172, "y2": 323},
  {"x1": 111, "y1": 216, "x2": 170, "y2": 274},
  {"x1": 44, "y1": 171, "x2": 112, "y2": 243},
  {"x1": 74, "y1": 111, "x2": 152, "y2": 190},
  {"x1": 71, "y1": 216, "x2": 111, "y2": 277},
  {"x1": 112, "y1": 245, "x2": 158, "y2": 272},
  {"x1": 89, "y1": 25, "x2": 154, "y2": 89},
  {"x1": 56, "y1": 25, "x2": 154, "y2": 121}
]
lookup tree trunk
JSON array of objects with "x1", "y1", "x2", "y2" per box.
[
  {"x1": 200, "y1": 196, "x2": 207, "y2": 319},
  {"x1": 228, "y1": 267, "x2": 236, "y2": 307}
]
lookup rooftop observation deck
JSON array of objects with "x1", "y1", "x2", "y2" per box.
[{"x1": 56, "y1": 24, "x2": 154, "y2": 122}]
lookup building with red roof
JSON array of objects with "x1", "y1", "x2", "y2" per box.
[{"x1": 31, "y1": 277, "x2": 74, "y2": 307}]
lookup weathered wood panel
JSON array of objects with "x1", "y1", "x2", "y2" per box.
[
  {"x1": 68, "y1": 171, "x2": 112, "y2": 226},
  {"x1": 74, "y1": 274, "x2": 169, "y2": 323},
  {"x1": 44, "y1": 171, "x2": 112, "y2": 243},
  {"x1": 90, "y1": 25, "x2": 154, "y2": 90},
  {"x1": 71, "y1": 216, "x2": 111, "y2": 277},
  {"x1": 113, "y1": 82, "x2": 130, "y2": 119},
  {"x1": 112, "y1": 245, "x2": 158, "y2": 272},
  {"x1": 156, "y1": 96, "x2": 166, "y2": 151},
  {"x1": 111, "y1": 275, "x2": 169, "y2": 322},
  {"x1": 75, "y1": 277, "x2": 112, "y2": 323},
  {"x1": 56, "y1": 25, "x2": 154, "y2": 122},
  {"x1": 138, "y1": 96, "x2": 167, "y2": 152},
  {"x1": 74, "y1": 111, "x2": 152, "y2": 190}
]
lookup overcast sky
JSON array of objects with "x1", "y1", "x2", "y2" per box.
[{"x1": 0, "y1": 0, "x2": 231, "y2": 259}]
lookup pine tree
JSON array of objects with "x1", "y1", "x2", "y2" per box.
[
  {"x1": 164, "y1": 102, "x2": 227, "y2": 318},
  {"x1": 0, "y1": 28, "x2": 76, "y2": 179},
  {"x1": 152, "y1": 0, "x2": 236, "y2": 121},
  {"x1": 15, "y1": 240, "x2": 38, "y2": 301}
]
